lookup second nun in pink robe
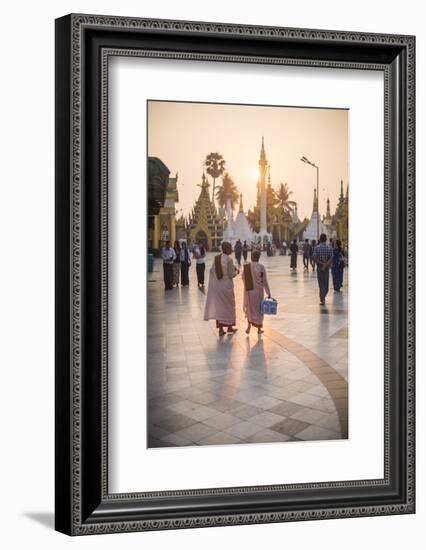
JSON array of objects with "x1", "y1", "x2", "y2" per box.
[{"x1": 242, "y1": 250, "x2": 271, "y2": 331}]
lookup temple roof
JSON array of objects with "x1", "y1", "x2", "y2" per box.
[
  {"x1": 187, "y1": 172, "x2": 222, "y2": 229},
  {"x1": 147, "y1": 156, "x2": 170, "y2": 215}
]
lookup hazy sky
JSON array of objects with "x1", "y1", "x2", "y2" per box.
[{"x1": 148, "y1": 101, "x2": 348, "y2": 221}]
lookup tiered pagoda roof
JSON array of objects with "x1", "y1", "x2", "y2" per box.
[{"x1": 187, "y1": 172, "x2": 223, "y2": 250}]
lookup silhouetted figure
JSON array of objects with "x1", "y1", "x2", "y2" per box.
[
  {"x1": 172, "y1": 240, "x2": 181, "y2": 287},
  {"x1": 290, "y1": 239, "x2": 298, "y2": 270},
  {"x1": 312, "y1": 233, "x2": 333, "y2": 305},
  {"x1": 302, "y1": 238, "x2": 310, "y2": 270},
  {"x1": 332, "y1": 239, "x2": 345, "y2": 292},
  {"x1": 242, "y1": 240, "x2": 249, "y2": 262},
  {"x1": 234, "y1": 239, "x2": 242, "y2": 267},
  {"x1": 310, "y1": 240, "x2": 317, "y2": 271},
  {"x1": 179, "y1": 241, "x2": 191, "y2": 286}
]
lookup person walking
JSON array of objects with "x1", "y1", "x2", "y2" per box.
[
  {"x1": 302, "y1": 238, "x2": 310, "y2": 271},
  {"x1": 242, "y1": 249, "x2": 271, "y2": 335},
  {"x1": 312, "y1": 233, "x2": 333, "y2": 305},
  {"x1": 310, "y1": 239, "x2": 317, "y2": 271},
  {"x1": 234, "y1": 239, "x2": 242, "y2": 267},
  {"x1": 193, "y1": 242, "x2": 206, "y2": 288},
  {"x1": 331, "y1": 239, "x2": 345, "y2": 292},
  {"x1": 282, "y1": 240, "x2": 287, "y2": 255},
  {"x1": 242, "y1": 240, "x2": 249, "y2": 262},
  {"x1": 161, "y1": 240, "x2": 176, "y2": 291},
  {"x1": 179, "y1": 241, "x2": 191, "y2": 286},
  {"x1": 204, "y1": 241, "x2": 239, "y2": 336},
  {"x1": 289, "y1": 239, "x2": 298, "y2": 270},
  {"x1": 172, "y1": 240, "x2": 181, "y2": 287}
]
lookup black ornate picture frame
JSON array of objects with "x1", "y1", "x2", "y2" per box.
[{"x1": 55, "y1": 14, "x2": 415, "y2": 535}]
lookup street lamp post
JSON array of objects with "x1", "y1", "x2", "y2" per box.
[{"x1": 300, "y1": 156, "x2": 320, "y2": 240}]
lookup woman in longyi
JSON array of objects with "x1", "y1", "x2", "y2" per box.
[
  {"x1": 203, "y1": 241, "x2": 239, "y2": 336},
  {"x1": 242, "y1": 249, "x2": 271, "y2": 335}
]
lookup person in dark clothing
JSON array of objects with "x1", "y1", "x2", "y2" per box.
[
  {"x1": 242, "y1": 240, "x2": 249, "y2": 262},
  {"x1": 289, "y1": 239, "x2": 299, "y2": 270},
  {"x1": 331, "y1": 239, "x2": 345, "y2": 292},
  {"x1": 312, "y1": 233, "x2": 333, "y2": 305},
  {"x1": 302, "y1": 238, "x2": 310, "y2": 270},
  {"x1": 310, "y1": 239, "x2": 317, "y2": 271},
  {"x1": 172, "y1": 240, "x2": 181, "y2": 287},
  {"x1": 179, "y1": 241, "x2": 191, "y2": 286},
  {"x1": 234, "y1": 239, "x2": 242, "y2": 267}
]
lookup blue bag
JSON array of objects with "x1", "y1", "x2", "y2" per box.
[{"x1": 261, "y1": 298, "x2": 278, "y2": 315}]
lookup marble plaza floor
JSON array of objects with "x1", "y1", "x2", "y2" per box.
[{"x1": 147, "y1": 252, "x2": 348, "y2": 448}]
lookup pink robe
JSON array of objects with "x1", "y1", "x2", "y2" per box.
[
  {"x1": 242, "y1": 262, "x2": 270, "y2": 328},
  {"x1": 204, "y1": 254, "x2": 237, "y2": 326}
]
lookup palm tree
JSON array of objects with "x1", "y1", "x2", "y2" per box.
[
  {"x1": 204, "y1": 152, "x2": 226, "y2": 206},
  {"x1": 215, "y1": 173, "x2": 239, "y2": 210},
  {"x1": 276, "y1": 182, "x2": 297, "y2": 221},
  {"x1": 266, "y1": 184, "x2": 279, "y2": 232}
]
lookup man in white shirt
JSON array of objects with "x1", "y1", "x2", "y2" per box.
[{"x1": 161, "y1": 241, "x2": 176, "y2": 290}]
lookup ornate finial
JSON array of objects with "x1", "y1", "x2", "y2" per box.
[
  {"x1": 260, "y1": 136, "x2": 267, "y2": 163},
  {"x1": 313, "y1": 188, "x2": 318, "y2": 212},
  {"x1": 198, "y1": 171, "x2": 210, "y2": 191},
  {"x1": 326, "y1": 197, "x2": 331, "y2": 217},
  {"x1": 340, "y1": 179, "x2": 344, "y2": 199},
  {"x1": 268, "y1": 164, "x2": 271, "y2": 186},
  {"x1": 239, "y1": 193, "x2": 244, "y2": 213}
]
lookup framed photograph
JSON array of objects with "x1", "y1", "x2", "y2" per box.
[{"x1": 55, "y1": 14, "x2": 415, "y2": 535}]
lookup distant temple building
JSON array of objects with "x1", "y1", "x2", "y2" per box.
[
  {"x1": 322, "y1": 196, "x2": 336, "y2": 239},
  {"x1": 303, "y1": 179, "x2": 348, "y2": 245},
  {"x1": 187, "y1": 172, "x2": 223, "y2": 250},
  {"x1": 149, "y1": 169, "x2": 179, "y2": 252},
  {"x1": 303, "y1": 188, "x2": 329, "y2": 241},
  {"x1": 334, "y1": 180, "x2": 349, "y2": 245}
]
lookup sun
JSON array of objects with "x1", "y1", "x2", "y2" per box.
[{"x1": 250, "y1": 168, "x2": 260, "y2": 184}]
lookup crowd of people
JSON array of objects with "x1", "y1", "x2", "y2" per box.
[
  {"x1": 160, "y1": 234, "x2": 346, "y2": 336},
  {"x1": 160, "y1": 240, "x2": 207, "y2": 290}
]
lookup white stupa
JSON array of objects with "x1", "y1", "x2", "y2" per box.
[
  {"x1": 223, "y1": 194, "x2": 254, "y2": 246},
  {"x1": 303, "y1": 188, "x2": 329, "y2": 241}
]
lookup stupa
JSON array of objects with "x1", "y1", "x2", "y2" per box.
[
  {"x1": 303, "y1": 188, "x2": 329, "y2": 241},
  {"x1": 223, "y1": 194, "x2": 255, "y2": 245}
]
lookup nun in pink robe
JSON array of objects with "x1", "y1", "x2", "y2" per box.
[
  {"x1": 204, "y1": 242, "x2": 239, "y2": 336},
  {"x1": 242, "y1": 249, "x2": 271, "y2": 334}
]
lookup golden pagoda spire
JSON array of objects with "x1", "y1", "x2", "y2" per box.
[
  {"x1": 239, "y1": 193, "x2": 244, "y2": 213},
  {"x1": 313, "y1": 187, "x2": 318, "y2": 212},
  {"x1": 260, "y1": 135, "x2": 266, "y2": 162},
  {"x1": 326, "y1": 197, "x2": 331, "y2": 218}
]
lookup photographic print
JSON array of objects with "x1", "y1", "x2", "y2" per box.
[
  {"x1": 147, "y1": 100, "x2": 349, "y2": 448},
  {"x1": 55, "y1": 15, "x2": 415, "y2": 534}
]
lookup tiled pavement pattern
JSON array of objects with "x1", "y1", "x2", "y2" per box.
[{"x1": 147, "y1": 253, "x2": 348, "y2": 448}]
